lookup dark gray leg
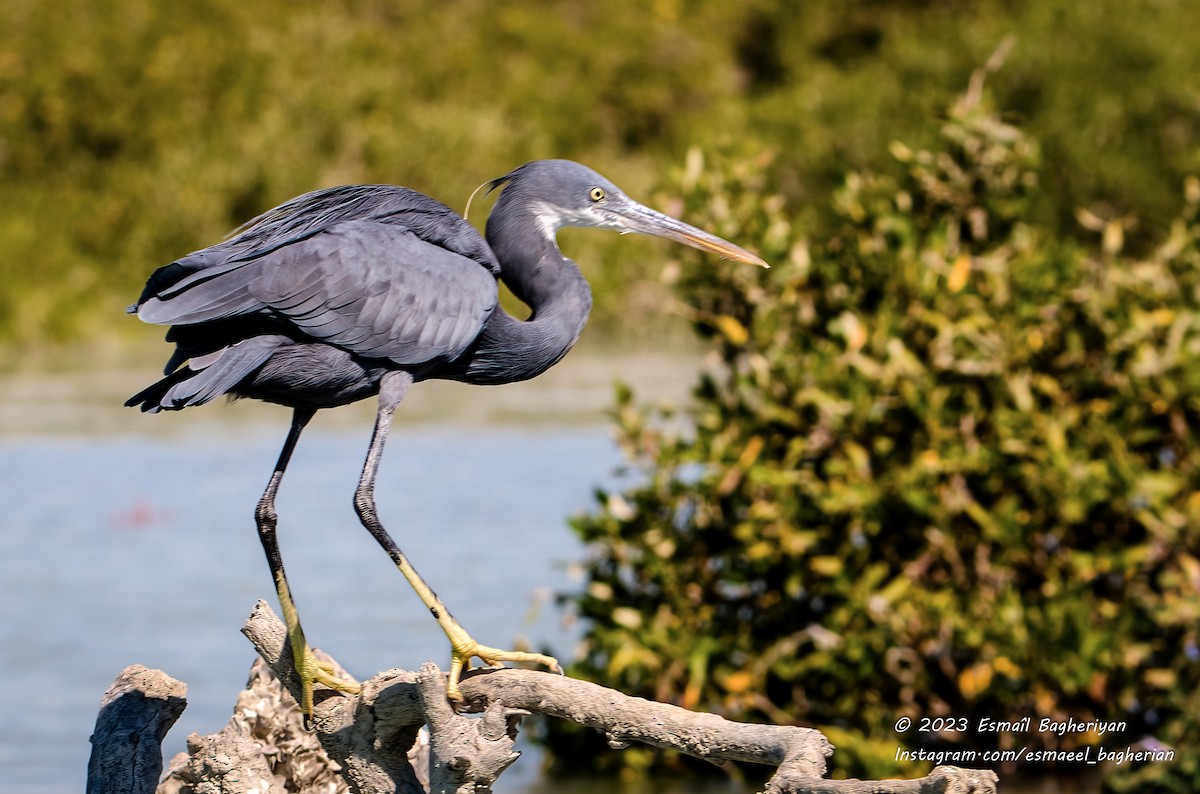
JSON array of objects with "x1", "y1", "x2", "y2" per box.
[
  {"x1": 256, "y1": 407, "x2": 360, "y2": 722},
  {"x1": 353, "y1": 371, "x2": 561, "y2": 703}
]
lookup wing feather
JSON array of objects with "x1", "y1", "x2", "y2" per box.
[{"x1": 137, "y1": 219, "x2": 497, "y2": 366}]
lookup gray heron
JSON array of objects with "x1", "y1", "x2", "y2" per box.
[{"x1": 127, "y1": 159, "x2": 767, "y2": 718}]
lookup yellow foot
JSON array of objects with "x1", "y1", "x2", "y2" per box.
[
  {"x1": 293, "y1": 643, "x2": 362, "y2": 723},
  {"x1": 446, "y1": 638, "x2": 562, "y2": 704}
]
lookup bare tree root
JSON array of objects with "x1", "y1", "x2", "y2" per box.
[{"x1": 87, "y1": 601, "x2": 999, "y2": 794}]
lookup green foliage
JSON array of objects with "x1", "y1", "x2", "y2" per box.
[
  {"x1": 0, "y1": 0, "x2": 723, "y2": 351},
  {"x1": 3, "y1": 0, "x2": 1200, "y2": 356},
  {"x1": 552, "y1": 88, "x2": 1200, "y2": 788}
]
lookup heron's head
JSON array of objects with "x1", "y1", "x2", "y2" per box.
[{"x1": 488, "y1": 160, "x2": 768, "y2": 267}]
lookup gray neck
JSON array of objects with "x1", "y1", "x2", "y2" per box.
[{"x1": 444, "y1": 209, "x2": 592, "y2": 385}]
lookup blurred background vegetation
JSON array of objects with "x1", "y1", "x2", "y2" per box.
[
  {"x1": 4, "y1": 0, "x2": 1198, "y2": 789},
  {"x1": 2, "y1": 0, "x2": 1198, "y2": 357}
]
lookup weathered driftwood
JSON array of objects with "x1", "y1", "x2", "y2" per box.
[
  {"x1": 95, "y1": 600, "x2": 999, "y2": 794},
  {"x1": 87, "y1": 664, "x2": 187, "y2": 794},
  {"x1": 155, "y1": 654, "x2": 397, "y2": 794}
]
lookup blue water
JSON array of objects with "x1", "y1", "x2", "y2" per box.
[{"x1": 0, "y1": 409, "x2": 621, "y2": 792}]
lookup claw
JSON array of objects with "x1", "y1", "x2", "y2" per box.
[
  {"x1": 292, "y1": 642, "x2": 361, "y2": 726},
  {"x1": 445, "y1": 636, "x2": 560, "y2": 704},
  {"x1": 272, "y1": 575, "x2": 358, "y2": 725}
]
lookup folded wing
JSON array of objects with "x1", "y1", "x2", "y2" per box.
[{"x1": 135, "y1": 219, "x2": 498, "y2": 367}]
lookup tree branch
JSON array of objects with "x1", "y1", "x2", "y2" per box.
[
  {"x1": 234, "y1": 600, "x2": 997, "y2": 794},
  {"x1": 92, "y1": 600, "x2": 997, "y2": 794}
]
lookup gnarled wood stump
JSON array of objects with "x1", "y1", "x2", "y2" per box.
[{"x1": 87, "y1": 601, "x2": 998, "y2": 794}]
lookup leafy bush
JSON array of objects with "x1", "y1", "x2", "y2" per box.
[{"x1": 551, "y1": 85, "x2": 1200, "y2": 788}]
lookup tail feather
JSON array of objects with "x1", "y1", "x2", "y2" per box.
[
  {"x1": 125, "y1": 369, "x2": 192, "y2": 414},
  {"x1": 125, "y1": 335, "x2": 286, "y2": 413}
]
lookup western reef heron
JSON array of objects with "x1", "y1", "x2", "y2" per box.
[{"x1": 126, "y1": 159, "x2": 767, "y2": 718}]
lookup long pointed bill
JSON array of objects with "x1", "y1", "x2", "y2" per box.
[{"x1": 608, "y1": 199, "x2": 770, "y2": 268}]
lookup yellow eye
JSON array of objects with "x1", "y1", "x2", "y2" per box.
[{"x1": 589, "y1": 186, "x2": 606, "y2": 202}]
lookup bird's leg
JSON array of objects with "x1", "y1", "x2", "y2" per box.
[
  {"x1": 355, "y1": 372, "x2": 562, "y2": 704},
  {"x1": 256, "y1": 407, "x2": 361, "y2": 723}
]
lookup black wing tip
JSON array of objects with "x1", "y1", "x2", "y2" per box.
[{"x1": 123, "y1": 393, "x2": 164, "y2": 413}]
